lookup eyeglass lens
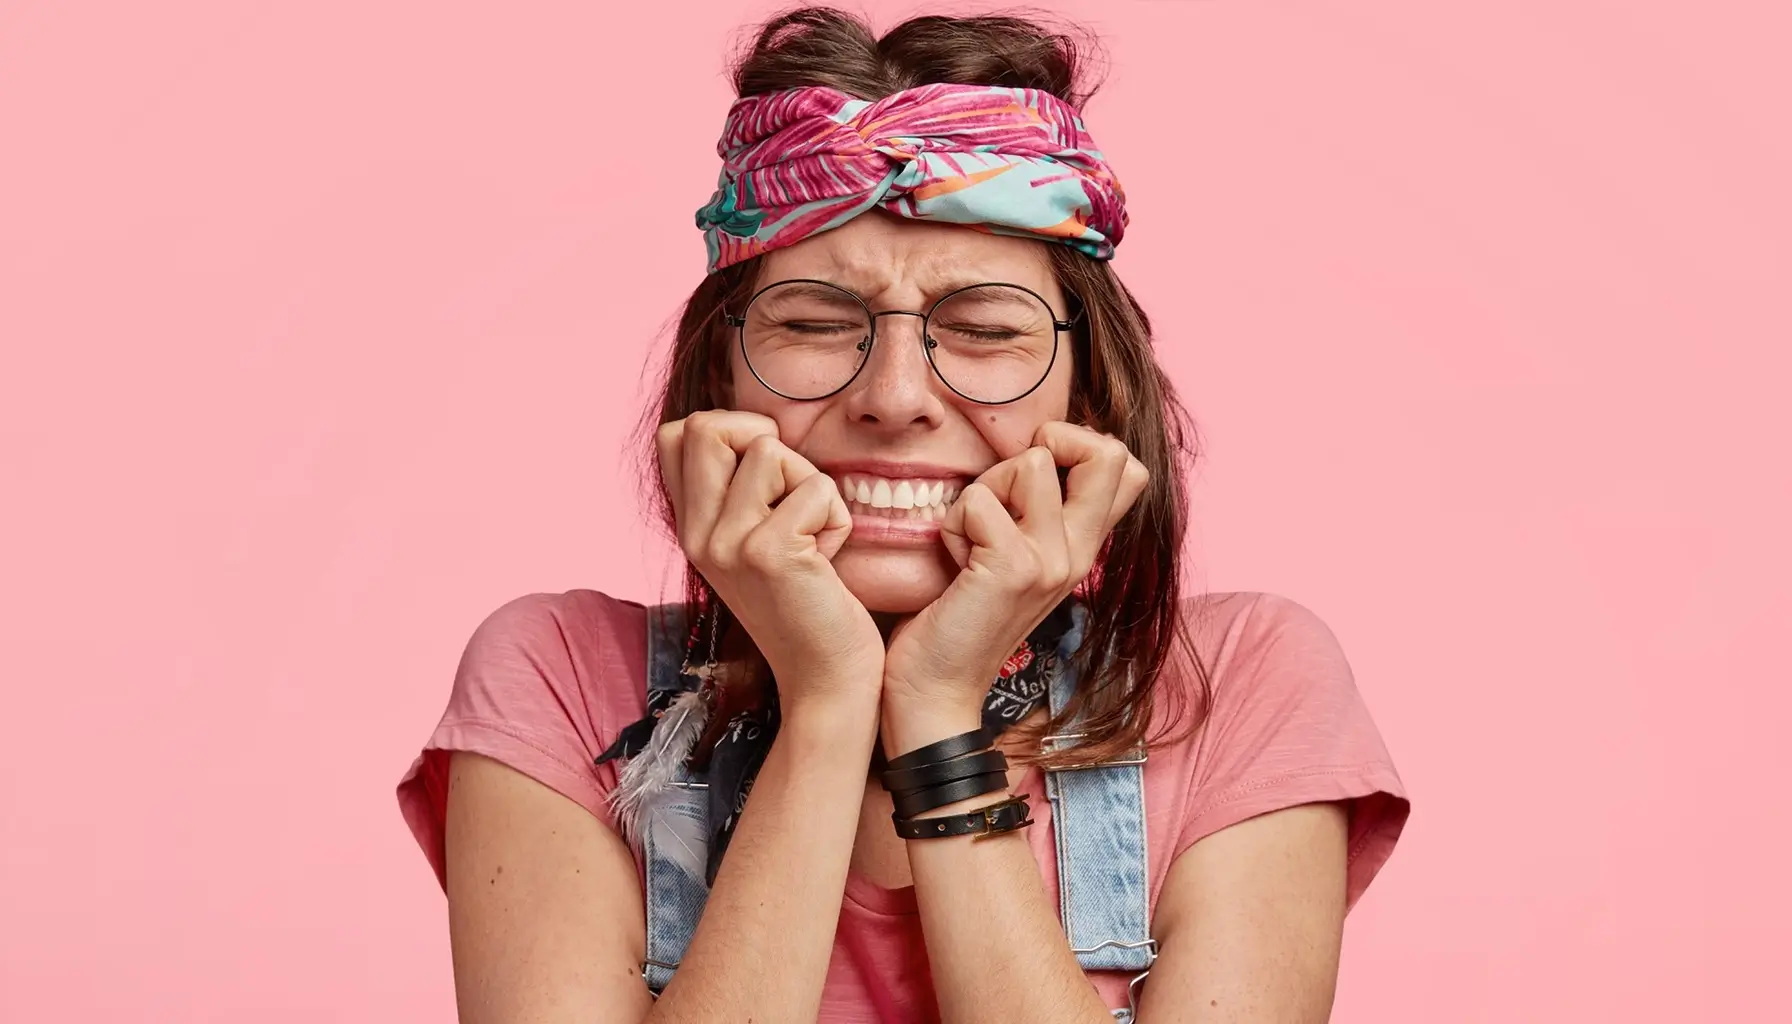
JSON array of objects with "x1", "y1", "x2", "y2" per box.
[{"x1": 738, "y1": 281, "x2": 1059, "y2": 403}]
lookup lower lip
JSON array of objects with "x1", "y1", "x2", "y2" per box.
[{"x1": 846, "y1": 510, "x2": 945, "y2": 548}]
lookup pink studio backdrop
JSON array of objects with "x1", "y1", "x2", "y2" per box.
[{"x1": 3, "y1": 1, "x2": 1788, "y2": 1020}]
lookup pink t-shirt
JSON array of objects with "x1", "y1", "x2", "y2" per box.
[{"x1": 397, "y1": 589, "x2": 1408, "y2": 1021}]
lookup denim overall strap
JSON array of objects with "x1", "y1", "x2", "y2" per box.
[
  {"x1": 640, "y1": 603, "x2": 711, "y2": 995},
  {"x1": 1043, "y1": 603, "x2": 1156, "y2": 1019}
]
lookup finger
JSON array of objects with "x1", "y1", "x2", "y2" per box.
[
  {"x1": 940, "y1": 514, "x2": 972, "y2": 568},
  {"x1": 678, "y1": 411, "x2": 780, "y2": 549},
  {"x1": 710, "y1": 434, "x2": 825, "y2": 553},
  {"x1": 1107, "y1": 454, "x2": 1151, "y2": 533},
  {"x1": 754, "y1": 470, "x2": 854, "y2": 560},
  {"x1": 1034, "y1": 421, "x2": 1132, "y2": 569},
  {"x1": 655, "y1": 419, "x2": 687, "y2": 527},
  {"x1": 952, "y1": 453, "x2": 1022, "y2": 567},
  {"x1": 1003, "y1": 450, "x2": 1068, "y2": 559},
  {"x1": 959, "y1": 448, "x2": 1066, "y2": 584},
  {"x1": 938, "y1": 479, "x2": 975, "y2": 568},
  {"x1": 940, "y1": 481, "x2": 1032, "y2": 578},
  {"x1": 969, "y1": 445, "x2": 1054, "y2": 515}
]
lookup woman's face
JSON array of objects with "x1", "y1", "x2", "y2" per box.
[{"x1": 724, "y1": 211, "x2": 1075, "y2": 614}]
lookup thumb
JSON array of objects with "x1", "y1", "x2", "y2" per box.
[{"x1": 780, "y1": 472, "x2": 853, "y2": 558}]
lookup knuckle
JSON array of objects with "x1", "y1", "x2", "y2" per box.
[
  {"x1": 1070, "y1": 553, "x2": 1098, "y2": 581},
  {"x1": 1009, "y1": 547, "x2": 1041, "y2": 579},
  {"x1": 801, "y1": 474, "x2": 835, "y2": 503},
  {"x1": 702, "y1": 537, "x2": 738, "y2": 571},
  {"x1": 738, "y1": 529, "x2": 782, "y2": 569},
  {"x1": 683, "y1": 412, "x2": 717, "y2": 442},
  {"x1": 681, "y1": 540, "x2": 711, "y2": 571}
]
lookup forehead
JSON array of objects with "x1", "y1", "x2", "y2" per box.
[{"x1": 753, "y1": 210, "x2": 1057, "y2": 301}]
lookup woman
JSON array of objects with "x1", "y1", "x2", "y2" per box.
[{"x1": 398, "y1": 9, "x2": 1407, "y2": 1022}]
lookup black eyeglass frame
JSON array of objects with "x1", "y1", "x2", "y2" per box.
[{"x1": 722, "y1": 278, "x2": 1083, "y2": 406}]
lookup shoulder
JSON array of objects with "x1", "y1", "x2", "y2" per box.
[
  {"x1": 458, "y1": 588, "x2": 655, "y2": 692},
  {"x1": 435, "y1": 588, "x2": 660, "y2": 772},
  {"x1": 463, "y1": 589, "x2": 649, "y2": 662},
  {"x1": 1172, "y1": 589, "x2": 1386, "y2": 756},
  {"x1": 1174, "y1": 590, "x2": 1359, "y2": 719},
  {"x1": 1181, "y1": 590, "x2": 1344, "y2": 662}
]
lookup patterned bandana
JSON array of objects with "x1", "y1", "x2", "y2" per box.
[
  {"x1": 596, "y1": 598, "x2": 1079, "y2": 886},
  {"x1": 694, "y1": 83, "x2": 1128, "y2": 273}
]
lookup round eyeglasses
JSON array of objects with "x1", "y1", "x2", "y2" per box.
[{"x1": 723, "y1": 279, "x2": 1080, "y2": 405}]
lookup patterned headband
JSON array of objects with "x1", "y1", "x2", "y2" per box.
[{"x1": 694, "y1": 83, "x2": 1128, "y2": 273}]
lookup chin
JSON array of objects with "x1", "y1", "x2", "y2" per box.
[{"x1": 833, "y1": 544, "x2": 956, "y2": 614}]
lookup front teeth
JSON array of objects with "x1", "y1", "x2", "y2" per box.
[{"x1": 831, "y1": 474, "x2": 959, "y2": 518}]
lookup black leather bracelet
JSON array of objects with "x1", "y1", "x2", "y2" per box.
[
  {"x1": 880, "y1": 749, "x2": 1009, "y2": 796},
  {"x1": 884, "y1": 727, "x2": 992, "y2": 771},
  {"x1": 890, "y1": 770, "x2": 1009, "y2": 818},
  {"x1": 894, "y1": 794, "x2": 1034, "y2": 840}
]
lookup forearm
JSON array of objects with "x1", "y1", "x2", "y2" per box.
[
  {"x1": 648, "y1": 691, "x2": 878, "y2": 1024},
  {"x1": 883, "y1": 702, "x2": 1115, "y2": 1024}
]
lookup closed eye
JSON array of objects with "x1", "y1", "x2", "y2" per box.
[
  {"x1": 783, "y1": 320, "x2": 863, "y2": 335},
  {"x1": 934, "y1": 323, "x2": 1026, "y2": 341}
]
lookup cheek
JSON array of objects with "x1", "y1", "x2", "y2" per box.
[
  {"x1": 967, "y1": 365, "x2": 1073, "y2": 456},
  {"x1": 971, "y1": 411, "x2": 1047, "y2": 459},
  {"x1": 726, "y1": 351, "x2": 826, "y2": 443}
]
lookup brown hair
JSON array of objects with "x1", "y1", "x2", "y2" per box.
[{"x1": 635, "y1": 6, "x2": 1211, "y2": 767}]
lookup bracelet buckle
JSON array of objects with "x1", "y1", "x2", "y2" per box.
[{"x1": 969, "y1": 795, "x2": 1034, "y2": 841}]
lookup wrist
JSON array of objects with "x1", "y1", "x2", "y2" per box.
[
  {"x1": 780, "y1": 681, "x2": 882, "y2": 754},
  {"x1": 878, "y1": 692, "x2": 985, "y2": 761}
]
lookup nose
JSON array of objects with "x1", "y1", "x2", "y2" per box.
[{"x1": 839, "y1": 311, "x2": 945, "y2": 428}]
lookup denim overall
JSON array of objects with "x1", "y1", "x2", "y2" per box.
[{"x1": 637, "y1": 602, "x2": 1156, "y2": 1021}]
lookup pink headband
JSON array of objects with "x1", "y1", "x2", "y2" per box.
[{"x1": 694, "y1": 83, "x2": 1128, "y2": 273}]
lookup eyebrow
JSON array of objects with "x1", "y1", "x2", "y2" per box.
[
  {"x1": 757, "y1": 281, "x2": 867, "y2": 302},
  {"x1": 776, "y1": 276, "x2": 1043, "y2": 304}
]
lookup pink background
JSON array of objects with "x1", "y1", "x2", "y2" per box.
[{"x1": 3, "y1": 1, "x2": 1788, "y2": 1020}]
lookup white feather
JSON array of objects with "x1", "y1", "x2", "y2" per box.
[
  {"x1": 644, "y1": 793, "x2": 711, "y2": 881},
  {"x1": 608, "y1": 689, "x2": 709, "y2": 845}
]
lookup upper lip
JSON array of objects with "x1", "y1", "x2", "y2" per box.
[{"x1": 811, "y1": 459, "x2": 980, "y2": 481}]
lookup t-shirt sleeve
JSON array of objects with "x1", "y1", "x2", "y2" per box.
[
  {"x1": 395, "y1": 590, "x2": 647, "y2": 889},
  {"x1": 1177, "y1": 593, "x2": 1409, "y2": 910}
]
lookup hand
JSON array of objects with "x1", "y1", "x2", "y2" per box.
[
  {"x1": 657, "y1": 411, "x2": 885, "y2": 713},
  {"x1": 881, "y1": 422, "x2": 1149, "y2": 732}
]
